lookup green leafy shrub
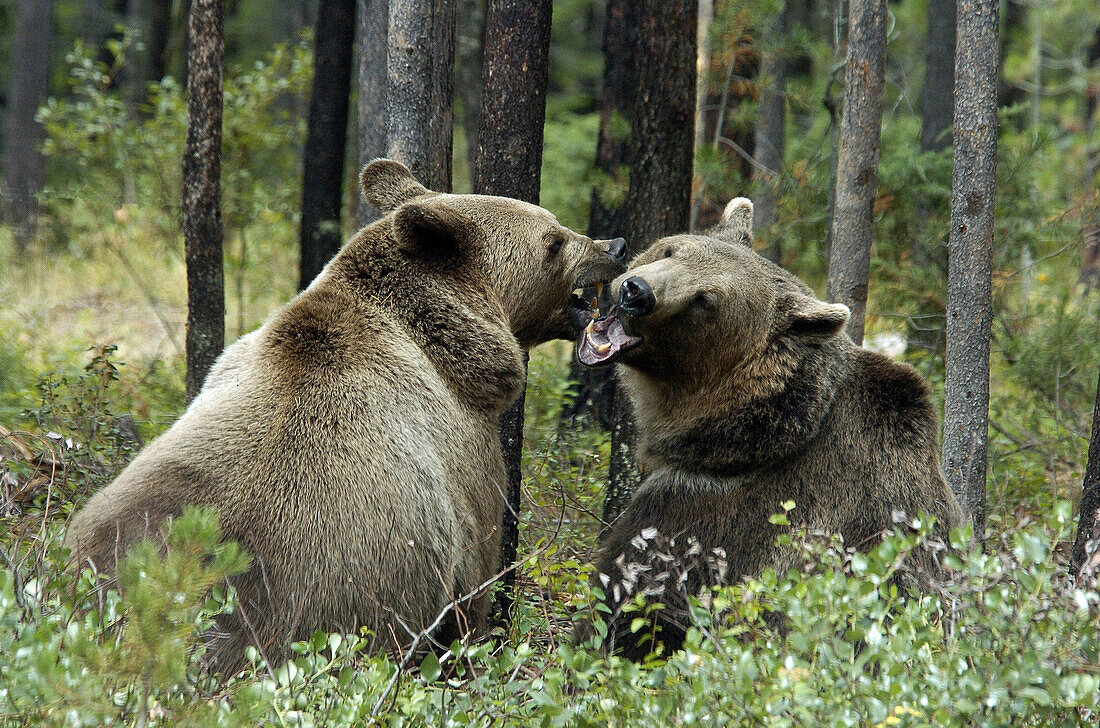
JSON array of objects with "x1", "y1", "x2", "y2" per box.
[
  {"x1": 3, "y1": 488, "x2": 1096, "y2": 726},
  {"x1": 0, "y1": 507, "x2": 253, "y2": 726}
]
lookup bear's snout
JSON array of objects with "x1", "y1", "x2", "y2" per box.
[
  {"x1": 619, "y1": 276, "x2": 655, "y2": 316},
  {"x1": 607, "y1": 237, "x2": 628, "y2": 263}
]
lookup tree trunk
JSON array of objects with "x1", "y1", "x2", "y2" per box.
[
  {"x1": 942, "y1": 0, "x2": 999, "y2": 536},
  {"x1": 2, "y1": 0, "x2": 54, "y2": 256},
  {"x1": 473, "y1": 0, "x2": 553, "y2": 624},
  {"x1": 908, "y1": 0, "x2": 957, "y2": 357},
  {"x1": 692, "y1": 0, "x2": 714, "y2": 226},
  {"x1": 560, "y1": 0, "x2": 640, "y2": 430},
  {"x1": 605, "y1": 0, "x2": 697, "y2": 526},
  {"x1": 385, "y1": 0, "x2": 456, "y2": 192},
  {"x1": 356, "y1": 0, "x2": 389, "y2": 226},
  {"x1": 752, "y1": 4, "x2": 794, "y2": 261},
  {"x1": 825, "y1": 0, "x2": 886, "y2": 346},
  {"x1": 1080, "y1": 29, "x2": 1100, "y2": 291},
  {"x1": 182, "y1": 0, "x2": 226, "y2": 403},
  {"x1": 299, "y1": 0, "x2": 356, "y2": 290},
  {"x1": 1071, "y1": 369, "x2": 1100, "y2": 575},
  {"x1": 144, "y1": 0, "x2": 174, "y2": 85},
  {"x1": 621, "y1": 1, "x2": 697, "y2": 259},
  {"x1": 920, "y1": 0, "x2": 956, "y2": 153},
  {"x1": 455, "y1": 0, "x2": 487, "y2": 182}
]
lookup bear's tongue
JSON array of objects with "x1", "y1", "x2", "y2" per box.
[{"x1": 577, "y1": 312, "x2": 641, "y2": 367}]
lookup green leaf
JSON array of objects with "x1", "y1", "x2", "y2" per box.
[{"x1": 420, "y1": 652, "x2": 441, "y2": 682}]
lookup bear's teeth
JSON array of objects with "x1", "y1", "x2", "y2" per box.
[
  {"x1": 595, "y1": 281, "x2": 604, "y2": 297},
  {"x1": 595, "y1": 342, "x2": 612, "y2": 354},
  {"x1": 584, "y1": 320, "x2": 597, "y2": 335}
]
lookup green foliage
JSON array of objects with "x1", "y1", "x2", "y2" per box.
[
  {"x1": 0, "y1": 508, "x2": 254, "y2": 726},
  {"x1": 3, "y1": 482, "x2": 1096, "y2": 725},
  {"x1": 3, "y1": 0, "x2": 1100, "y2": 722},
  {"x1": 539, "y1": 113, "x2": 601, "y2": 232}
]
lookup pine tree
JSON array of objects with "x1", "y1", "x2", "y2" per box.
[
  {"x1": 473, "y1": 0, "x2": 553, "y2": 621},
  {"x1": 182, "y1": 0, "x2": 227, "y2": 402},
  {"x1": 942, "y1": 0, "x2": 1000, "y2": 535},
  {"x1": 299, "y1": 0, "x2": 357, "y2": 289},
  {"x1": 825, "y1": 0, "x2": 887, "y2": 346}
]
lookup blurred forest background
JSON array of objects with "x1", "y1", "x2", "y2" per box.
[
  {"x1": 1, "y1": 0, "x2": 1097, "y2": 525},
  {"x1": 1, "y1": 0, "x2": 1100, "y2": 723}
]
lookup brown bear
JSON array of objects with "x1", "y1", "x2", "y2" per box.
[
  {"x1": 576, "y1": 197, "x2": 963, "y2": 658},
  {"x1": 65, "y1": 159, "x2": 627, "y2": 672}
]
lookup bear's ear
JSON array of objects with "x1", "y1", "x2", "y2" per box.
[
  {"x1": 391, "y1": 198, "x2": 476, "y2": 262},
  {"x1": 783, "y1": 295, "x2": 850, "y2": 343},
  {"x1": 710, "y1": 197, "x2": 754, "y2": 245},
  {"x1": 360, "y1": 159, "x2": 432, "y2": 213}
]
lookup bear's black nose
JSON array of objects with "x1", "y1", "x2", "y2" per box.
[
  {"x1": 619, "y1": 276, "x2": 655, "y2": 316},
  {"x1": 607, "y1": 237, "x2": 628, "y2": 262}
]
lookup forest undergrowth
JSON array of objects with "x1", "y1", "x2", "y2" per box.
[{"x1": 1, "y1": 19, "x2": 1099, "y2": 724}]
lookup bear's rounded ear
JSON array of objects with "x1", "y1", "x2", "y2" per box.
[
  {"x1": 784, "y1": 296, "x2": 850, "y2": 343},
  {"x1": 392, "y1": 198, "x2": 475, "y2": 262},
  {"x1": 360, "y1": 159, "x2": 432, "y2": 213},
  {"x1": 710, "y1": 197, "x2": 754, "y2": 245}
]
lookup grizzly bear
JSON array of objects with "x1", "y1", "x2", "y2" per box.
[
  {"x1": 65, "y1": 159, "x2": 627, "y2": 672},
  {"x1": 577, "y1": 197, "x2": 963, "y2": 658}
]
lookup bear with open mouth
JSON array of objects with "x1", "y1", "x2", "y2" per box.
[{"x1": 576, "y1": 197, "x2": 963, "y2": 659}]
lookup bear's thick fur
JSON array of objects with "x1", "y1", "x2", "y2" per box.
[
  {"x1": 65, "y1": 160, "x2": 626, "y2": 672},
  {"x1": 578, "y1": 198, "x2": 963, "y2": 658}
]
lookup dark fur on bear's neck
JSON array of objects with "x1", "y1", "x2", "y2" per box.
[{"x1": 632, "y1": 335, "x2": 852, "y2": 477}]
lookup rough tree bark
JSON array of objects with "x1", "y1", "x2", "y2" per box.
[
  {"x1": 356, "y1": 0, "x2": 389, "y2": 225},
  {"x1": 298, "y1": 0, "x2": 357, "y2": 290},
  {"x1": 605, "y1": 0, "x2": 697, "y2": 526},
  {"x1": 473, "y1": 0, "x2": 553, "y2": 623},
  {"x1": 561, "y1": 0, "x2": 639, "y2": 429},
  {"x1": 385, "y1": 0, "x2": 456, "y2": 192},
  {"x1": 2, "y1": 0, "x2": 54, "y2": 256},
  {"x1": 942, "y1": 0, "x2": 999, "y2": 536},
  {"x1": 825, "y1": 0, "x2": 886, "y2": 346},
  {"x1": 182, "y1": 0, "x2": 226, "y2": 402},
  {"x1": 1071, "y1": 369, "x2": 1100, "y2": 575}
]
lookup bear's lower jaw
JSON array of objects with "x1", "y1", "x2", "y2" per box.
[{"x1": 577, "y1": 312, "x2": 642, "y2": 367}]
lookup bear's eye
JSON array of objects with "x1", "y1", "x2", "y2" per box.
[
  {"x1": 694, "y1": 292, "x2": 716, "y2": 311},
  {"x1": 547, "y1": 234, "x2": 565, "y2": 256},
  {"x1": 663, "y1": 248, "x2": 674, "y2": 259}
]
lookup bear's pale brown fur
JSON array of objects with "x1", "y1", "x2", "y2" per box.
[
  {"x1": 582, "y1": 198, "x2": 963, "y2": 658},
  {"x1": 65, "y1": 160, "x2": 625, "y2": 672}
]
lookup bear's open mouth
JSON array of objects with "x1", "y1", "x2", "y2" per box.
[
  {"x1": 569, "y1": 278, "x2": 643, "y2": 366},
  {"x1": 576, "y1": 311, "x2": 641, "y2": 366},
  {"x1": 568, "y1": 279, "x2": 611, "y2": 329}
]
